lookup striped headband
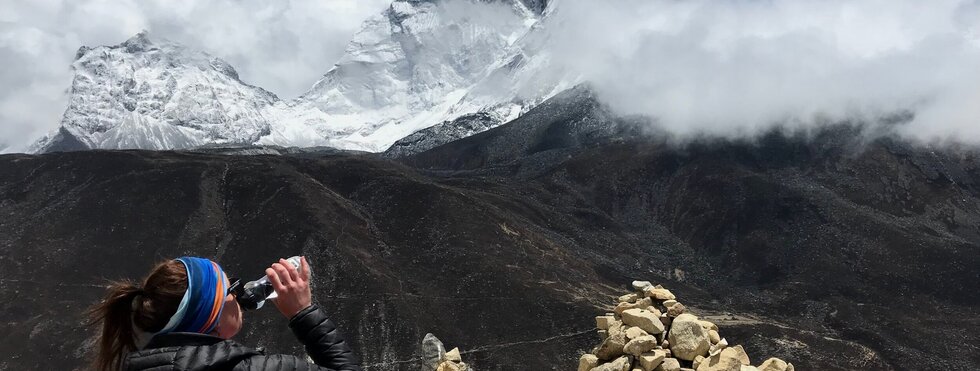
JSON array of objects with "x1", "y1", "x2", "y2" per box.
[{"x1": 155, "y1": 257, "x2": 229, "y2": 335}]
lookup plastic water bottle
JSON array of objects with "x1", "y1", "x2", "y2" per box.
[{"x1": 237, "y1": 256, "x2": 305, "y2": 311}]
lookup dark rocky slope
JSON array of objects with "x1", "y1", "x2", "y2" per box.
[{"x1": 2, "y1": 89, "x2": 979, "y2": 370}]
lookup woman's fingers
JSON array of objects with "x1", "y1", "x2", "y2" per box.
[
  {"x1": 265, "y1": 267, "x2": 286, "y2": 292},
  {"x1": 281, "y1": 258, "x2": 301, "y2": 284},
  {"x1": 272, "y1": 262, "x2": 295, "y2": 287},
  {"x1": 300, "y1": 256, "x2": 310, "y2": 282}
]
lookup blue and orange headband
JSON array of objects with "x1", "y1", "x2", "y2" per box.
[{"x1": 155, "y1": 257, "x2": 229, "y2": 335}]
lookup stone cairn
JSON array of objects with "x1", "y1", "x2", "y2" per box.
[
  {"x1": 578, "y1": 281, "x2": 795, "y2": 371},
  {"x1": 421, "y1": 333, "x2": 472, "y2": 371}
]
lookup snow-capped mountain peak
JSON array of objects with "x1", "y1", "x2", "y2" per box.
[
  {"x1": 31, "y1": 0, "x2": 574, "y2": 154},
  {"x1": 32, "y1": 31, "x2": 280, "y2": 153}
]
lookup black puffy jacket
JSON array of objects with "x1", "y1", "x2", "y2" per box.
[{"x1": 123, "y1": 305, "x2": 362, "y2": 371}]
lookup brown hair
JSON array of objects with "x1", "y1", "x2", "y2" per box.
[{"x1": 86, "y1": 260, "x2": 188, "y2": 371}]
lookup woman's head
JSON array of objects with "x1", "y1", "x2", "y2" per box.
[{"x1": 88, "y1": 257, "x2": 242, "y2": 371}]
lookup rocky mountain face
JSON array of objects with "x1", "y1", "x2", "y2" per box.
[
  {"x1": 30, "y1": 32, "x2": 281, "y2": 153},
  {"x1": 30, "y1": 0, "x2": 573, "y2": 154},
  {"x1": 3, "y1": 90, "x2": 979, "y2": 370}
]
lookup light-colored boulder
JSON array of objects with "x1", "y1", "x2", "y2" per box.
[
  {"x1": 663, "y1": 300, "x2": 678, "y2": 308},
  {"x1": 622, "y1": 308, "x2": 666, "y2": 334},
  {"x1": 696, "y1": 347, "x2": 748, "y2": 371},
  {"x1": 579, "y1": 354, "x2": 600, "y2": 371},
  {"x1": 654, "y1": 357, "x2": 681, "y2": 371},
  {"x1": 445, "y1": 347, "x2": 461, "y2": 362},
  {"x1": 422, "y1": 333, "x2": 447, "y2": 371},
  {"x1": 626, "y1": 326, "x2": 650, "y2": 340},
  {"x1": 633, "y1": 281, "x2": 654, "y2": 291},
  {"x1": 638, "y1": 350, "x2": 666, "y2": 371},
  {"x1": 616, "y1": 297, "x2": 654, "y2": 315},
  {"x1": 728, "y1": 345, "x2": 749, "y2": 365},
  {"x1": 436, "y1": 361, "x2": 461, "y2": 371},
  {"x1": 667, "y1": 314, "x2": 710, "y2": 361},
  {"x1": 740, "y1": 366, "x2": 760, "y2": 371},
  {"x1": 667, "y1": 303, "x2": 687, "y2": 317},
  {"x1": 708, "y1": 330, "x2": 720, "y2": 344},
  {"x1": 643, "y1": 287, "x2": 676, "y2": 300},
  {"x1": 758, "y1": 358, "x2": 793, "y2": 371},
  {"x1": 595, "y1": 326, "x2": 628, "y2": 360},
  {"x1": 698, "y1": 321, "x2": 718, "y2": 332},
  {"x1": 624, "y1": 335, "x2": 659, "y2": 356},
  {"x1": 693, "y1": 355, "x2": 705, "y2": 370},
  {"x1": 619, "y1": 293, "x2": 640, "y2": 303},
  {"x1": 709, "y1": 338, "x2": 728, "y2": 357},
  {"x1": 592, "y1": 356, "x2": 632, "y2": 371}
]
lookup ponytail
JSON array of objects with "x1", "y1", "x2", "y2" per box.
[
  {"x1": 87, "y1": 280, "x2": 143, "y2": 371},
  {"x1": 86, "y1": 260, "x2": 187, "y2": 371}
]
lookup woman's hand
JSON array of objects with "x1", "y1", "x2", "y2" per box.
[{"x1": 265, "y1": 256, "x2": 312, "y2": 319}]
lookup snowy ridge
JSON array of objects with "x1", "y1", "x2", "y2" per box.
[
  {"x1": 31, "y1": 32, "x2": 280, "y2": 153},
  {"x1": 30, "y1": 0, "x2": 577, "y2": 154}
]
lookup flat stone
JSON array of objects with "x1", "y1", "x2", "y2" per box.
[
  {"x1": 667, "y1": 314, "x2": 710, "y2": 361},
  {"x1": 663, "y1": 300, "x2": 678, "y2": 308},
  {"x1": 643, "y1": 287, "x2": 676, "y2": 300},
  {"x1": 597, "y1": 315, "x2": 616, "y2": 330},
  {"x1": 626, "y1": 326, "x2": 650, "y2": 340},
  {"x1": 740, "y1": 366, "x2": 760, "y2": 371},
  {"x1": 638, "y1": 350, "x2": 666, "y2": 371},
  {"x1": 616, "y1": 297, "x2": 654, "y2": 316},
  {"x1": 622, "y1": 308, "x2": 666, "y2": 334},
  {"x1": 579, "y1": 354, "x2": 600, "y2": 371},
  {"x1": 624, "y1": 335, "x2": 659, "y2": 356}
]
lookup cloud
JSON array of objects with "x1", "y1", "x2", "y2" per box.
[
  {"x1": 546, "y1": 0, "x2": 980, "y2": 142},
  {"x1": 0, "y1": 0, "x2": 389, "y2": 153}
]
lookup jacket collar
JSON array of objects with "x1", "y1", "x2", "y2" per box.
[{"x1": 143, "y1": 332, "x2": 225, "y2": 349}]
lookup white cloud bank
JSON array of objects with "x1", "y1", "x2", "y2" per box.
[{"x1": 548, "y1": 0, "x2": 980, "y2": 142}]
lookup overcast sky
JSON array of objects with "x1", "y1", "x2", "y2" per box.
[
  {"x1": 2, "y1": 0, "x2": 979, "y2": 152},
  {"x1": 0, "y1": 0, "x2": 389, "y2": 151},
  {"x1": 546, "y1": 0, "x2": 980, "y2": 142}
]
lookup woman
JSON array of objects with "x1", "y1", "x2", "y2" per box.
[{"x1": 87, "y1": 256, "x2": 361, "y2": 371}]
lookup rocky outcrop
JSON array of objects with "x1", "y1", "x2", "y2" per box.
[
  {"x1": 421, "y1": 334, "x2": 472, "y2": 371},
  {"x1": 579, "y1": 282, "x2": 794, "y2": 371}
]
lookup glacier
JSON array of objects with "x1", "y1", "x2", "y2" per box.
[{"x1": 29, "y1": 0, "x2": 578, "y2": 154}]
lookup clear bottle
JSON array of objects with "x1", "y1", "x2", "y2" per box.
[{"x1": 237, "y1": 256, "x2": 304, "y2": 310}]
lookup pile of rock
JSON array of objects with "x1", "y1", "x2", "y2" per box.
[
  {"x1": 421, "y1": 333, "x2": 472, "y2": 371},
  {"x1": 578, "y1": 281, "x2": 794, "y2": 371}
]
